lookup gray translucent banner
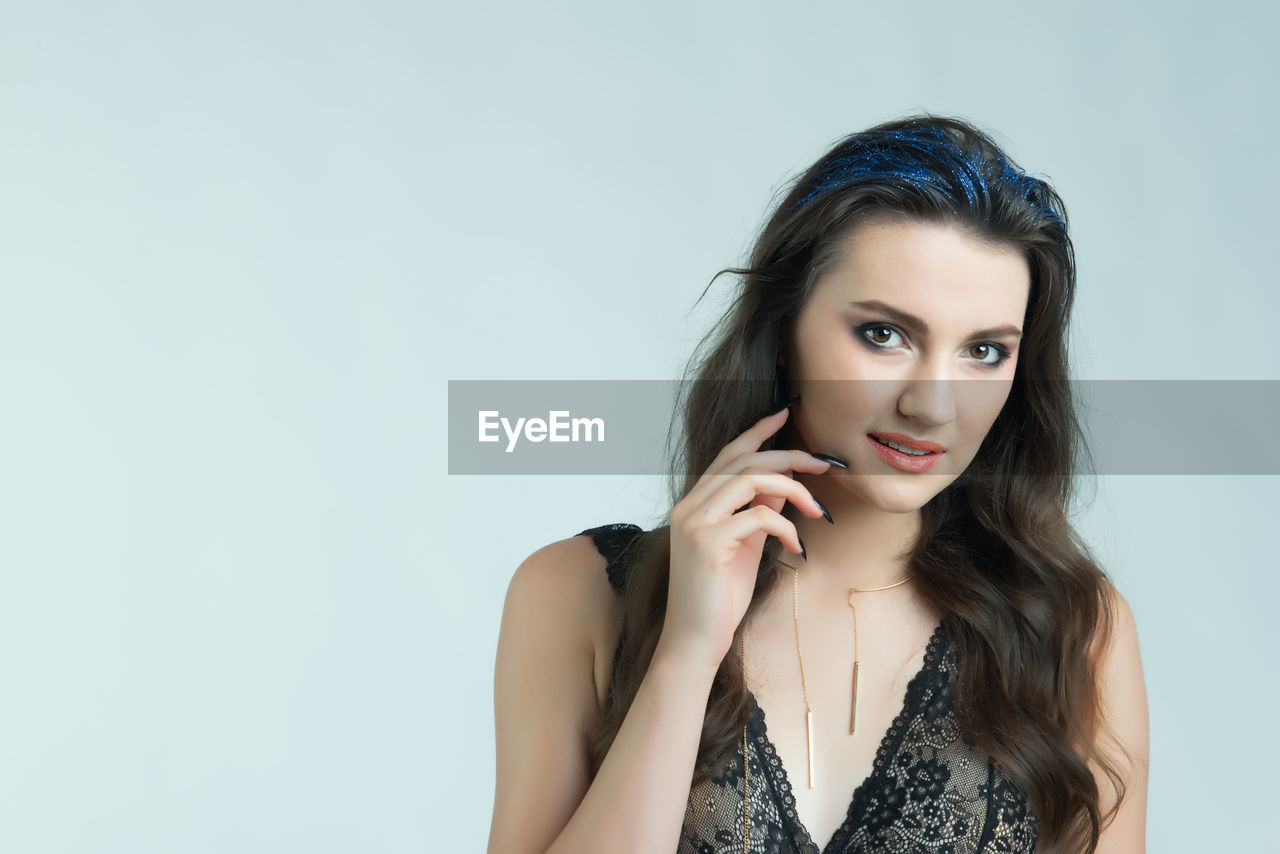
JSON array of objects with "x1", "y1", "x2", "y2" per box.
[{"x1": 448, "y1": 380, "x2": 1280, "y2": 475}]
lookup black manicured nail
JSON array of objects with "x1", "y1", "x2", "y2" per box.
[
  {"x1": 772, "y1": 396, "x2": 801, "y2": 416},
  {"x1": 811, "y1": 452, "x2": 848, "y2": 469},
  {"x1": 797, "y1": 534, "x2": 807, "y2": 561},
  {"x1": 812, "y1": 495, "x2": 834, "y2": 525}
]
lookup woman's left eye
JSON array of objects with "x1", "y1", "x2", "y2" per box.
[{"x1": 967, "y1": 343, "x2": 1011, "y2": 367}]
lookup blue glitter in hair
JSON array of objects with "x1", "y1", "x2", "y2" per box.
[
  {"x1": 790, "y1": 121, "x2": 1069, "y2": 307},
  {"x1": 790, "y1": 122, "x2": 1063, "y2": 233}
]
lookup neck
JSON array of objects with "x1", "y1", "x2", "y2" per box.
[{"x1": 785, "y1": 470, "x2": 924, "y2": 593}]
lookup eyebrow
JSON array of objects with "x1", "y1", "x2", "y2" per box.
[{"x1": 846, "y1": 299, "x2": 1023, "y2": 340}]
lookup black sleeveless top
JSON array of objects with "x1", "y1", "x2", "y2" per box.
[{"x1": 577, "y1": 522, "x2": 1040, "y2": 854}]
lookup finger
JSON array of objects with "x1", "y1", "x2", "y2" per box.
[
  {"x1": 701, "y1": 407, "x2": 792, "y2": 480},
  {"x1": 747, "y1": 489, "x2": 787, "y2": 516},
  {"x1": 709, "y1": 503, "x2": 804, "y2": 556},
  {"x1": 696, "y1": 469, "x2": 825, "y2": 527},
  {"x1": 741, "y1": 465, "x2": 792, "y2": 517},
  {"x1": 683, "y1": 448, "x2": 830, "y2": 514}
]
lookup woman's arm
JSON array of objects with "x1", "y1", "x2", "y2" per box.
[
  {"x1": 487, "y1": 537, "x2": 719, "y2": 854},
  {"x1": 1091, "y1": 588, "x2": 1150, "y2": 853}
]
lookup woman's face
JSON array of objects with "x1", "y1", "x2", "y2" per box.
[{"x1": 783, "y1": 217, "x2": 1031, "y2": 513}]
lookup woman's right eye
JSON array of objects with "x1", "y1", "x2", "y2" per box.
[{"x1": 856, "y1": 323, "x2": 904, "y2": 349}]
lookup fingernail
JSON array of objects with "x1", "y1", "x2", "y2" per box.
[
  {"x1": 772, "y1": 396, "x2": 800, "y2": 416},
  {"x1": 812, "y1": 496, "x2": 834, "y2": 525},
  {"x1": 797, "y1": 534, "x2": 807, "y2": 561},
  {"x1": 811, "y1": 452, "x2": 848, "y2": 469}
]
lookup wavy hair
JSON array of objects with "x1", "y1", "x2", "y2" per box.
[{"x1": 585, "y1": 113, "x2": 1129, "y2": 853}]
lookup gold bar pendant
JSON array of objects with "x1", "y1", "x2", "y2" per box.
[
  {"x1": 805, "y1": 709, "x2": 815, "y2": 789},
  {"x1": 850, "y1": 659, "x2": 860, "y2": 734}
]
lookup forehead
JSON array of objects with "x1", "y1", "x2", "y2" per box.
[{"x1": 815, "y1": 218, "x2": 1031, "y2": 322}]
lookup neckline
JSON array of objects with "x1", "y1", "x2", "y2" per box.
[{"x1": 745, "y1": 618, "x2": 950, "y2": 854}]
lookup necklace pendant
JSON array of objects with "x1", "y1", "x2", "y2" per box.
[
  {"x1": 805, "y1": 708, "x2": 815, "y2": 789},
  {"x1": 850, "y1": 659, "x2": 860, "y2": 734}
]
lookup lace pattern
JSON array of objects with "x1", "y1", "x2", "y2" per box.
[
  {"x1": 579, "y1": 522, "x2": 645, "y2": 595},
  {"x1": 575, "y1": 523, "x2": 1040, "y2": 853}
]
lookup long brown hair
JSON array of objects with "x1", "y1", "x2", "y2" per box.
[{"x1": 586, "y1": 113, "x2": 1129, "y2": 853}]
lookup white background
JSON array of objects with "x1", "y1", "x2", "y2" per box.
[{"x1": 1, "y1": 1, "x2": 1276, "y2": 851}]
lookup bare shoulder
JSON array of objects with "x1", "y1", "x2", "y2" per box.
[
  {"x1": 502, "y1": 532, "x2": 625, "y2": 710},
  {"x1": 1090, "y1": 582, "x2": 1146, "y2": 732},
  {"x1": 488, "y1": 533, "x2": 626, "y2": 854},
  {"x1": 1090, "y1": 582, "x2": 1141, "y2": 672},
  {"x1": 1090, "y1": 581, "x2": 1150, "y2": 853}
]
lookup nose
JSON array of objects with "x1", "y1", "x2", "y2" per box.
[{"x1": 896, "y1": 362, "x2": 957, "y2": 427}]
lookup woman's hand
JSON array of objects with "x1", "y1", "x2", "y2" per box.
[{"x1": 659, "y1": 404, "x2": 832, "y2": 674}]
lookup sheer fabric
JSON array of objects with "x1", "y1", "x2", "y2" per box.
[{"x1": 578, "y1": 522, "x2": 1039, "y2": 853}]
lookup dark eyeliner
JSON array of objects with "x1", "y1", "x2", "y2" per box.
[
  {"x1": 852, "y1": 322, "x2": 899, "y2": 350},
  {"x1": 974, "y1": 343, "x2": 1012, "y2": 368},
  {"x1": 854, "y1": 322, "x2": 1012, "y2": 368}
]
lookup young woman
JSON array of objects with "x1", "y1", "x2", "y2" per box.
[{"x1": 488, "y1": 115, "x2": 1149, "y2": 854}]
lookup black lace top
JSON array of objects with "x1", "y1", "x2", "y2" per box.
[{"x1": 577, "y1": 522, "x2": 1039, "y2": 854}]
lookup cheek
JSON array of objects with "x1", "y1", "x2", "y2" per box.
[
  {"x1": 956, "y1": 380, "x2": 1015, "y2": 443},
  {"x1": 799, "y1": 377, "x2": 894, "y2": 437}
]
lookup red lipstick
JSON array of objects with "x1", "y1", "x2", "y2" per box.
[
  {"x1": 866, "y1": 432, "x2": 946, "y2": 472},
  {"x1": 867, "y1": 432, "x2": 946, "y2": 453}
]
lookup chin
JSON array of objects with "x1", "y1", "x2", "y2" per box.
[{"x1": 842, "y1": 472, "x2": 956, "y2": 513}]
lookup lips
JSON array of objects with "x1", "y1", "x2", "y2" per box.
[
  {"x1": 867, "y1": 432, "x2": 947, "y2": 453},
  {"x1": 866, "y1": 433, "x2": 945, "y2": 472}
]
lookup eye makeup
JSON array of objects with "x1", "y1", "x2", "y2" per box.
[{"x1": 852, "y1": 322, "x2": 1014, "y2": 369}]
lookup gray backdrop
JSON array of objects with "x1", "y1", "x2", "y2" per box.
[{"x1": 1, "y1": 1, "x2": 1275, "y2": 851}]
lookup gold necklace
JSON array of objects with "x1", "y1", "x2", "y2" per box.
[
  {"x1": 846, "y1": 572, "x2": 914, "y2": 735},
  {"x1": 739, "y1": 562, "x2": 914, "y2": 852}
]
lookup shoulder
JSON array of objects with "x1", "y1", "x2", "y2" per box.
[
  {"x1": 1090, "y1": 582, "x2": 1143, "y2": 687},
  {"x1": 505, "y1": 530, "x2": 622, "y2": 644},
  {"x1": 503, "y1": 528, "x2": 630, "y2": 707},
  {"x1": 1089, "y1": 582, "x2": 1150, "y2": 851},
  {"x1": 488, "y1": 531, "x2": 631, "y2": 851},
  {"x1": 1089, "y1": 583, "x2": 1146, "y2": 742},
  {"x1": 574, "y1": 522, "x2": 647, "y2": 593}
]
